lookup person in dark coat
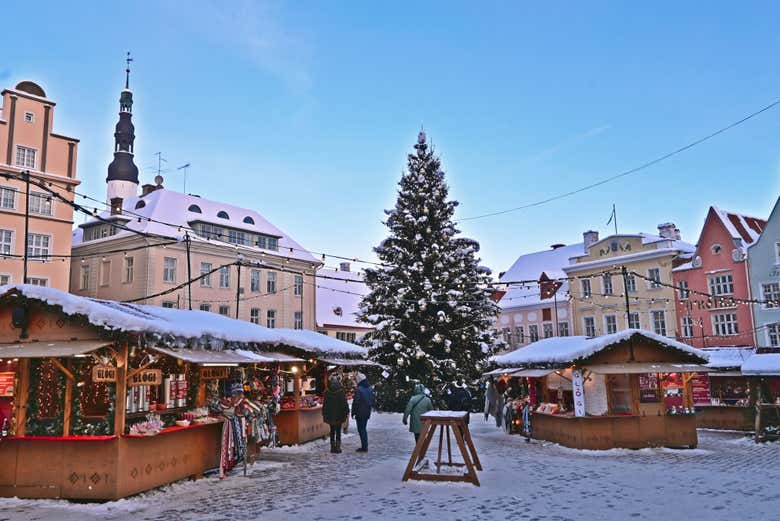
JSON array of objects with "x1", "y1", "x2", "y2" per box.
[
  {"x1": 322, "y1": 374, "x2": 349, "y2": 453},
  {"x1": 447, "y1": 379, "x2": 473, "y2": 424},
  {"x1": 351, "y1": 372, "x2": 375, "y2": 452}
]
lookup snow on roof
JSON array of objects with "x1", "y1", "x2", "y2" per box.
[
  {"x1": 73, "y1": 188, "x2": 318, "y2": 263},
  {"x1": 741, "y1": 353, "x2": 780, "y2": 376},
  {"x1": 702, "y1": 346, "x2": 756, "y2": 369},
  {"x1": 1, "y1": 284, "x2": 367, "y2": 358},
  {"x1": 316, "y1": 268, "x2": 371, "y2": 329},
  {"x1": 497, "y1": 243, "x2": 583, "y2": 310},
  {"x1": 712, "y1": 206, "x2": 766, "y2": 254},
  {"x1": 491, "y1": 329, "x2": 707, "y2": 367}
]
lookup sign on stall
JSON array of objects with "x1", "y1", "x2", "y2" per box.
[
  {"x1": 128, "y1": 369, "x2": 162, "y2": 387},
  {"x1": 200, "y1": 366, "x2": 229, "y2": 380},
  {"x1": 572, "y1": 369, "x2": 586, "y2": 417},
  {"x1": 0, "y1": 372, "x2": 14, "y2": 397},
  {"x1": 92, "y1": 364, "x2": 117, "y2": 382}
]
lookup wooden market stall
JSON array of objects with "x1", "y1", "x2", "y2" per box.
[
  {"x1": 693, "y1": 347, "x2": 757, "y2": 431},
  {"x1": 491, "y1": 329, "x2": 709, "y2": 450},
  {"x1": 0, "y1": 285, "x2": 368, "y2": 500},
  {"x1": 741, "y1": 352, "x2": 780, "y2": 441}
]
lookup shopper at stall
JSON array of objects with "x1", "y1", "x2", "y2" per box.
[
  {"x1": 322, "y1": 375, "x2": 349, "y2": 454},
  {"x1": 351, "y1": 372, "x2": 375, "y2": 452},
  {"x1": 484, "y1": 378, "x2": 498, "y2": 422},
  {"x1": 447, "y1": 379, "x2": 473, "y2": 424},
  {"x1": 403, "y1": 383, "x2": 434, "y2": 443}
]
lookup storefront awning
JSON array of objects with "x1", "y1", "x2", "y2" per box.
[
  {"x1": 150, "y1": 346, "x2": 255, "y2": 365},
  {"x1": 512, "y1": 369, "x2": 556, "y2": 378},
  {"x1": 0, "y1": 340, "x2": 113, "y2": 359},
  {"x1": 583, "y1": 363, "x2": 709, "y2": 374},
  {"x1": 319, "y1": 358, "x2": 382, "y2": 368},
  {"x1": 235, "y1": 350, "x2": 304, "y2": 363},
  {"x1": 483, "y1": 367, "x2": 522, "y2": 377},
  {"x1": 707, "y1": 370, "x2": 743, "y2": 377}
]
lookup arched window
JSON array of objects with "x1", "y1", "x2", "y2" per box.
[
  {"x1": 188, "y1": 204, "x2": 202, "y2": 213},
  {"x1": 134, "y1": 200, "x2": 146, "y2": 209},
  {"x1": 217, "y1": 211, "x2": 229, "y2": 219},
  {"x1": 243, "y1": 216, "x2": 255, "y2": 225}
]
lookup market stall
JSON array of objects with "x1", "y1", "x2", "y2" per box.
[
  {"x1": 741, "y1": 352, "x2": 780, "y2": 441},
  {"x1": 490, "y1": 329, "x2": 709, "y2": 450},
  {"x1": 693, "y1": 347, "x2": 757, "y2": 431},
  {"x1": 0, "y1": 285, "x2": 368, "y2": 499}
]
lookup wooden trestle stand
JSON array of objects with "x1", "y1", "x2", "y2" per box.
[{"x1": 402, "y1": 411, "x2": 482, "y2": 486}]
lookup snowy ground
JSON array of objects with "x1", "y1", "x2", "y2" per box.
[{"x1": 1, "y1": 414, "x2": 778, "y2": 521}]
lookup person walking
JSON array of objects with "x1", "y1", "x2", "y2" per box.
[
  {"x1": 448, "y1": 379, "x2": 473, "y2": 424},
  {"x1": 403, "y1": 383, "x2": 434, "y2": 443},
  {"x1": 484, "y1": 377, "x2": 498, "y2": 422},
  {"x1": 351, "y1": 372, "x2": 375, "y2": 452},
  {"x1": 322, "y1": 374, "x2": 349, "y2": 454}
]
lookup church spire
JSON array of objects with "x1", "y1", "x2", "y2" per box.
[{"x1": 106, "y1": 53, "x2": 140, "y2": 202}]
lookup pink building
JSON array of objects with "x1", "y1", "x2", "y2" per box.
[{"x1": 672, "y1": 207, "x2": 766, "y2": 348}]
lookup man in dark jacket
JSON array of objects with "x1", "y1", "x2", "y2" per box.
[
  {"x1": 351, "y1": 372, "x2": 375, "y2": 452},
  {"x1": 322, "y1": 375, "x2": 349, "y2": 453}
]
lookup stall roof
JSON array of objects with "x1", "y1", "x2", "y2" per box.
[
  {"x1": 0, "y1": 285, "x2": 367, "y2": 358},
  {"x1": 150, "y1": 346, "x2": 255, "y2": 365},
  {"x1": 742, "y1": 353, "x2": 780, "y2": 376},
  {"x1": 319, "y1": 358, "x2": 384, "y2": 368},
  {"x1": 234, "y1": 350, "x2": 304, "y2": 363},
  {"x1": 583, "y1": 363, "x2": 708, "y2": 374},
  {"x1": 490, "y1": 329, "x2": 707, "y2": 368},
  {"x1": 702, "y1": 346, "x2": 756, "y2": 370},
  {"x1": 483, "y1": 367, "x2": 522, "y2": 377},
  {"x1": 512, "y1": 369, "x2": 555, "y2": 377},
  {"x1": 0, "y1": 340, "x2": 113, "y2": 359}
]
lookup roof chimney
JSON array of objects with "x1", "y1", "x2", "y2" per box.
[
  {"x1": 339, "y1": 262, "x2": 351, "y2": 272},
  {"x1": 658, "y1": 222, "x2": 681, "y2": 240},
  {"x1": 583, "y1": 230, "x2": 599, "y2": 250}
]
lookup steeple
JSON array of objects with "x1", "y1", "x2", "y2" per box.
[{"x1": 106, "y1": 52, "x2": 139, "y2": 203}]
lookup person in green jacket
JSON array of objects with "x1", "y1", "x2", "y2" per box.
[
  {"x1": 403, "y1": 384, "x2": 434, "y2": 443},
  {"x1": 322, "y1": 375, "x2": 349, "y2": 453}
]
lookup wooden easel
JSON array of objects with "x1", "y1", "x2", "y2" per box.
[{"x1": 402, "y1": 411, "x2": 482, "y2": 486}]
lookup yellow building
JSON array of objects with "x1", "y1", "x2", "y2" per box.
[{"x1": 564, "y1": 226, "x2": 694, "y2": 338}]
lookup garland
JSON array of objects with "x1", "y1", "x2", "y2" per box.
[
  {"x1": 70, "y1": 358, "x2": 115, "y2": 436},
  {"x1": 25, "y1": 359, "x2": 65, "y2": 435}
]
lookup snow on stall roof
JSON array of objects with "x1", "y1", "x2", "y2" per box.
[
  {"x1": 490, "y1": 329, "x2": 707, "y2": 367},
  {"x1": 741, "y1": 353, "x2": 780, "y2": 376},
  {"x1": 702, "y1": 346, "x2": 756, "y2": 369},
  {"x1": 315, "y1": 268, "x2": 371, "y2": 329},
  {"x1": 0, "y1": 285, "x2": 366, "y2": 357},
  {"x1": 72, "y1": 188, "x2": 318, "y2": 263}
]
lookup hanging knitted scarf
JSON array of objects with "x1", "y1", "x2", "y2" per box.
[{"x1": 219, "y1": 418, "x2": 232, "y2": 479}]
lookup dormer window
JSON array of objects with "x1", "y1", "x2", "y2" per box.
[
  {"x1": 24, "y1": 112, "x2": 34, "y2": 124},
  {"x1": 711, "y1": 243, "x2": 722, "y2": 255},
  {"x1": 135, "y1": 200, "x2": 146, "y2": 210},
  {"x1": 243, "y1": 216, "x2": 255, "y2": 225},
  {"x1": 217, "y1": 211, "x2": 229, "y2": 219},
  {"x1": 188, "y1": 204, "x2": 202, "y2": 213}
]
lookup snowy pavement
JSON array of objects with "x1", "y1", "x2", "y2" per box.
[{"x1": 1, "y1": 414, "x2": 779, "y2": 521}]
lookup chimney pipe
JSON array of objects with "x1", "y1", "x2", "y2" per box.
[
  {"x1": 583, "y1": 230, "x2": 599, "y2": 250},
  {"x1": 339, "y1": 262, "x2": 351, "y2": 272},
  {"x1": 657, "y1": 222, "x2": 680, "y2": 240}
]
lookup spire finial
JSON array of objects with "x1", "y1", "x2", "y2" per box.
[{"x1": 125, "y1": 51, "x2": 133, "y2": 89}]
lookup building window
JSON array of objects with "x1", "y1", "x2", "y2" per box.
[
  {"x1": 603, "y1": 274, "x2": 613, "y2": 295},
  {"x1": 604, "y1": 315, "x2": 617, "y2": 334},
  {"x1": 28, "y1": 192, "x2": 53, "y2": 215},
  {"x1": 162, "y1": 301, "x2": 176, "y2": 309},
  {"x1": 651, "y1": 310, "x2": 667, "y2": 336},
  {"x1": 678, "y1": 280, "x2": 689, "y2": 300},
  {"x1": 583, "y1": 316, "x2": 596, "y2": 337},
  {"x1": 628, "y1": 312, "x2": 640, "y2": 330},
  {"x1": 775, "y1": 242, "x2": 780, "y2": 264},
  {"x1": 80, "y1": 265, "x2": 90, "y2": 290},
  {"x1": 27, "y1": 233, "x2": 50, "y2": 259},
  {"x1": 708, "y1": 274, "x2": 734, "y2": 296},
  {"x1": 199, "y1": 303, "x2": 211, "y2": 312},
  {"x1": 163, "y1": 257, "x2": 177, "y2": 283},
  {"x1": 0, "y1": 229, "x2": 13, "y2": 255},
  {"x1": 0, "y1": 275, "x2": 9, "y2": 285},
  {"x1": 336, "y1": 331, "x2": 357, "y2": 343},
  {"x1": 294, "y1": 275, "x2": 303, "y2": 296},
  {"x1": 0, "y1": 187, "x2": 16, "y2": 210},
  {"x1": 528, "y1": 324, "x2": 539, "y2": 342},
  {"x1": 267, "y1": 310, "x2": 276, "y2": 328},
  {"x1": 543, "y1": 323, "x2": 553, "y2": 338},
  {"x1": 24, "y1": 112, "x2": 34, "y2": 123},
  {"x1": 762, "y1": 282, "x2": 780, "y2": 308},
  {"x1": 243, "y1": 216, "x2": 255, "y2": 225},
  {"x1": 217, "y1": 211, "x2": 230, "y2": 220},
  {"x1": 200, "y1": 262, "x2": 212, "y2": 287},
  {"x1": 124, "y1": 256, "x2": 134, "y2": 283},
  {"x1": 250, "y1": 308, "x2": 260, "y2": 324},
  {"x1": 681, "y1": 316, "x2": 694, "y2": 338},
  {"x1": 267, "y1": 271, "x2": 277, "y2": 293},
  {"x1": 557, "y1": 322, "x2": 569, "y2": 337},
  {"x1": 188, "y1": 204, "x2": 202, "y2": 213},
  {"x1": 712, "y1": 313, "x2": 738, "y2": 336},
  {"x1": 647, "y1": 268, "x2": 661, "y2": 289},
  {"x1": 581, "y1": 279, "x2": 592, "y2": 298},
  {"x1": 27, "y1": 277, "x2": 47, "y2": 286},
  {"x1": 15, "y1": 146, "x2": 36, "y2": 169},
  {"x1": 268, "y1": 237, "x2": 279, "y2": 251},
  {"x1": 514, "y1": 326, "x2": 525, "y2": 344},
  {"x1": 219, "y1": 266, "x2": 230, "y2": 288},
  {"x1": 624, "y1": 273, "x2": 636, "y2": 293},
  {"x1": 294, "y1": 311, "x2": 303, "y2": 330},
  {"x1": 250, "y1": 269, "x2": 261, "y2": 292},
  {"x1": 100, "y1": 260, "x2": 111, "y2": 287},
  {"x1": 218, "y1": 305, "x2": 230, "y2": 316},
  {"x1": 768, "y1": 324, "x2": 780, "y2": 347}
]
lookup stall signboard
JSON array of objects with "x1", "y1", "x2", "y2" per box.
[
  {"x1": 129, "y1": 369, "x2": 163, "y2": 387},
  {"x1": 572, "y1": 369, "x2": 586, "y2": 417},
  {"x1": 92, "y1": 364, "x2": 117, "y2": 383},
  {"x1": 200, "y1": 367, "x2": 229, "y2": 380},
  {"x1": 0, "y1": 372, "x2": 14, "y2": 397},
  {"x1": 639, "y1": 373, "x2": 660, "y2": 403},
  {"x1": 691, "y1": 372, "x2": 711, "y2": 405}
]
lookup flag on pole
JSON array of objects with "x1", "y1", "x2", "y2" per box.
[{"x1": 606, "y1": 204, "x2": 616, "y2": 226}]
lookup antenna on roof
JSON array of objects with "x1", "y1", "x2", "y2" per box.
[
  {"x1": 177, "y1": 163, "x2": 191, "y2": 194},
  {"x1": 152, "y1": 151, "x2": 168, "y2": 178},
  {"x1": 125, "y1": 51, "x2": 133, "y2": 89}
]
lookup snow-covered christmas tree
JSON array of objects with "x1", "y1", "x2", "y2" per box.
[{"x1": 360, "y1": 131, "x2": 499, "y2": 411}]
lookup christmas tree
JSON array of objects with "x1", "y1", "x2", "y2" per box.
[{"x1": 360, "y1": 131, "x2": 499, "y2": 411}]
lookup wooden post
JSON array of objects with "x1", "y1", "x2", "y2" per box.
[
  {"x1": 114, "y1": 342, "x2": 129, "y2": 436},
  {"x1": 62, "y1": 359, "x2": 73, "y2": 435},
  {"x1": 293, "y1": 373, "x2": 302, "y2": 409},
  {"x1": 13, "y1": 359, "x2": 30, "y2": 436}
]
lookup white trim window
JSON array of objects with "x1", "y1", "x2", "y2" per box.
[
  {"x1": 267, "y1": 271, "x2": 277, "y2": 294},
  {"x1": 557, "y1": 322, "x2": 569, "y2": 337},
  {"x1": 250, "y1": 269, "x2": 261, "y2": 292},
  {"x1": 762, "y1": 282, "x2": 780, "y2": 309},
  {"x1": 0, "y1": 229, "x2": 13, "y2": 255},
  {"x1": 219, "y1": 266, "x2": 230, "y2": 288},
  {"x1": 647, "y1": 268, "x2": 662, "y2": 289},
  {"x1": 602, "y1": 274, "x2": 613, "y2": 295},
  {"x1": 294, "y1": 311, "x2": 303, "y2": 330},
  {"x1": 628, "y1": 312, "x2": 640, "y2": 330},
  {"x1": 0, "y1": 186, "x2": 16, "y2": 210},
  {"x1": 267, "y1": 309, "x2": 277, "y2": 328},
  {"x1": 583, "y1": 316, "x2": 596, "y2": 337},
  {"x1": 100, "y1": 260, "x2": 111, "y2": 287},
  {"x1": 250, "y1": 308, "x2": 260, "y2": 324},
  {"x1": 294, "y1": 275, "x2": 303, "y2": 296},
  {"x1": 199, "y1": 303, "x2": 211, "y2": 312},
  {"x1": 80, "y1": 265, "x2": 90, "y2": 290},
  {"x1": 581, "y1": 278, "x2": 592, "y2": 298},
  {"x1": 162, "y1": 301, "x2": 176, "y2": 309},
  {"x1": 543, "y1": 322, "x2": 554, "y2": 338},
  {"x1": 124, "y1": 256, "x2": 134, "y2": 284},
  {"x1": 708, "y1": 273, "x2": 734, "y2": 296},
  {"x1": 768, "y1": 324, "x2": 780, "y2": 347},
  {"x1": 15, "y1": 145, "x2": 36, "y2": 169},
  {"x1": 681, "y1": 316, "x2": 694, "y2": 338},
  {"x1": 678, "y1": 280, "x2": 689, "y2": 300},
  {"x1": 27, "y1": 233, "x2": 50, "y2": 259},
  {"x1": 0, "y1": 274, "x2": 9, "y2": 285},
  {"x1": 712, "y1": 313, "x2": 738, "y2": 336},
  {"x1": 604, "y1": 314, "x2": 617, "y2": 334},
  {"x1": 218, "y1": 305, "x2": 230, "y2": 316},
  {"x1": 163, "y1": 257, "x2": 177, "y2": 283},
  {"x1": 651, "y1": 310, "x2": 667, "y2": 336},
  {"x1": 200, "y1": 262, "x2": 212, "y2": 287},
  {"x1": 28, "y1": 277, "x2": 47, "y2": 286},
  {"x1": 624, "y1": 273, "x2": 637, "y2": 293},
  {"x1": 24, "y1": 111, "x2": 34, "y2": 124},
  {"x1": 514, "y1": 326, "x2": 525, "y2": 344},
  {"x1": 28, "y1": 192, "x2": 53, "y2": 216},
  {"x1": 529, "y1": 324, "x2": 539, "y2": 342}
]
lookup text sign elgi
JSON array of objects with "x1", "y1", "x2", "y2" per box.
[
  {"x1": 92, "y1": 364, "x2": 117, "y2": 382},
  {"x1": 128, "y1": 369, "x2": 162, "y2": 387}
]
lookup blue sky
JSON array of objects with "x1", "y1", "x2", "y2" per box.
[{"x1": 2, "y1": 1, "x2": 779, "y2": 274}]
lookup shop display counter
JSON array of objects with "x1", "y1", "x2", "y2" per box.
[
  {"x1": 695, "y1": 405, "x2": 754, "y2": 431},
  {"x1": 275, "y1": 406, "x2": 329, "y2": 445}
]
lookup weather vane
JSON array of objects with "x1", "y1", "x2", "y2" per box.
[{"x1": 125, "y1": 51, "x2": 133, "y2": 89}]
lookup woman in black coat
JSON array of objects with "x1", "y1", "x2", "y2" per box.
[{"x1": 322, "y1": 375, "x2": 349, "y2": 453}]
